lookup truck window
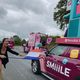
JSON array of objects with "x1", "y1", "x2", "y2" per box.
[{"x1": 49, "y1": 46, "x2": 68, "y2": 56}]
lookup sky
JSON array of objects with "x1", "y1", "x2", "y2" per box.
[{"x1": 0, "y1": 0, "x2": 63, "y2": 39}]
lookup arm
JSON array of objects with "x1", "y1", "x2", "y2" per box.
[
  {"x1": 0, "y1": 55, "x2": 6, "y2": 58},
  {"x1": 7, "y1": 47, "x2": 19, "y2": 55}
]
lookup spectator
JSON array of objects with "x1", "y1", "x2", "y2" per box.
[{"x1": 0, "y1": 38, "x2": 24, "y2": 80}]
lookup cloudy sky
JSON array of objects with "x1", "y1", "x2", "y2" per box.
[{"x1": 0, "y1": 0, "x2": 63, "y2": 39}]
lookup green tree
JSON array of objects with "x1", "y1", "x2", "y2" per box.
[
  {"x1": 13, "y1": 35, "x2": 22, "y2": 46},
  {"x1": 22, "y1": 39, "x2": 27, "y2": 45},
  {"x1": 54, "y1": 0, "x2": 68, "y2": 30},
  {"x1": 41, "y1": 36, "x2": 47, "y2": 42}
]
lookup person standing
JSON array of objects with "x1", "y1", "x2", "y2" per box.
[{"x1": 0, "y1": 38, "x2": 23, "y2": 80}]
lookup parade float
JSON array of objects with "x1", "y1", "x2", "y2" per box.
[
  {"x1": 64, "y1": 0, "x2": 80, "y2": 37},
  {"x1": 24, "y1": 32, "x2": 55, "y2": 60}
]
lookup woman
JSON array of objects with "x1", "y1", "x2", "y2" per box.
[{"x1": 0, "y1": 38, "x2": 23, "y2": 80}]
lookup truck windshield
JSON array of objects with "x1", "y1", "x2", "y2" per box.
[
  {"x1": 49, "y1": 44, "x2": 80, "y2": 56},
  {"x1": 49, "y1": 45, "x2": 68, "y2": 56}
]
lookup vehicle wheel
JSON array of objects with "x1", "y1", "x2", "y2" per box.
[{"x1": 31, "y1": 60, "x2": 41, "y2": 74}]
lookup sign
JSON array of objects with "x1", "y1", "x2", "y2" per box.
[
  {"x1": 62, "y1": 58, "x2": 68, "y2": 65},
  {"x1": 56, "y1": 38, "x2": 80, "y2": 45},
  {"x1": 70, "y1": 49, "x2": 79, "y2": 58},
  {"x1": 28, "y1": 34, "x2": 35, "y2": 47},
  {"x1": 46, "y1": 61, "x2": 71, "y2": 77},
  {"x1": 76, "y1": 0, "x2": 80, "y2": 14},
  {"x1": 67, "y1": 0, "x2": 72, "y2": 11},
  {"x1": 47, "y1": 37, "x2": 52, "y2": 44},
  {"x1": 35, "y1": 33, "x2": 41, "y2": 43}
]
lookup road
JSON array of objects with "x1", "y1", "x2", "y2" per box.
[{"x1": 3, "y1": 46, "x2": 49, "y2": 80}]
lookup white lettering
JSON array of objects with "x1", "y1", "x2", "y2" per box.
[
  {"x1": 55, "y1": 64, "x2": 60, "y2": 72},
  {"x1": 46, "y1": 61, "x2": 50, "y2": 68},
  {"x1": 65, "y1": 68, "x2": 71, "y2": 77},
  {"x1": 46, "y1": 61, "x2": 71, "y2": 77},
  {"x1": 65, "y1": 39, "x2": 79, "y2": 43},
  {"x1": 57, "y1": 65, "x2": 61, "y2": 73},
  {"x1": 60, "y1": 66, "x2": 64, "y2": 75}
]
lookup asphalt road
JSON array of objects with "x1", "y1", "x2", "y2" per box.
[{"x1": 3, "y1": 46, "x2": 49, "y2": 80}]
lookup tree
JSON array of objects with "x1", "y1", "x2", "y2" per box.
[
  {"x1": 21, "y1": 39, "x2": 27, "y2": 45},
  {"x1": 13, "y1": 35, "x2": 22, "y2": 46},
  {"x1": 54, "y1": 0, "x2": 68, "y2": 30}
]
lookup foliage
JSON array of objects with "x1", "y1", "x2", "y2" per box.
[
  {"x1": 13, "y1": 35, "x2": 22, "y2": 46},
  {"x1": 53, "y1": 0, "x2": 68, "y2": 30},
  {"x1": 41, "y1": 35, "x2": 60, "y2": 50},
  {"x1": 22, "y1": 39, "x2": 27, "y2": 45}
]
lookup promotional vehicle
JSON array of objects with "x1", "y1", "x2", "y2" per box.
[
  {"x1": 23, "y1": 33, "x2": 41, "y2": 53},
  {"x1": 31, "y1": 38, "x2": 80, "y2": 80},
  {"x1": 23, "y1": 32, "x2": 52, "y2": 53}
]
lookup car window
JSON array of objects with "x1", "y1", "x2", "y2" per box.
[{"x1": 49, "y1": 45, "x2": 68, "y2": 56}]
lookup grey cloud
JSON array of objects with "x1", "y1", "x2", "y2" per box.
[
  {"x1": 1, "y1": 0, "x2": 48, "y2": 14},
  {"x1": 0, "y1": 17, "x2": 48, "y2": 38},
  {"x1": 0, "y1": 0, "x2": 62, "y2": 39},
  {"x1": 0, "y1": 7, "x2": 7, "y2": 18}
]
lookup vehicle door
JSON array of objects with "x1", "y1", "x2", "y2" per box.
[{"x1": 45, "y1": 45, "x2": 70, "y2": 79}]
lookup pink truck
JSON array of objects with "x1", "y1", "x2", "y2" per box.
[{"x1": 31, "y1": 38, "x2": 80, "y2": 80}]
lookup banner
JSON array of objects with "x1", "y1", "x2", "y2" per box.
[
  {"x1": 47, "y1": 37, "x2": 52, "y2": 44},
  {"x1": 56, "y1": 38, "x2": 80, "y2": 45},
  {"x1": 24, "y1": 49, "x2": 43, "y2": 60},
  {"x1": 28, "y1": 33, "x2": 35, "y2": 47},
  {"x1": 35, "y1": 33, "x2": 41, "y2": 43},
  {"x1": 76, "y1": 0, "x2": 80, "y2": 14}
]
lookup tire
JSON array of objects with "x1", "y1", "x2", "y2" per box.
[{"x1": 31, "y1": 60, "x2": 41, "y2": 74}]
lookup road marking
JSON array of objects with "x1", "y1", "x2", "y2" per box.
[{"x1": 42, "y1": 73, "x2": 54, "y2": 80}]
